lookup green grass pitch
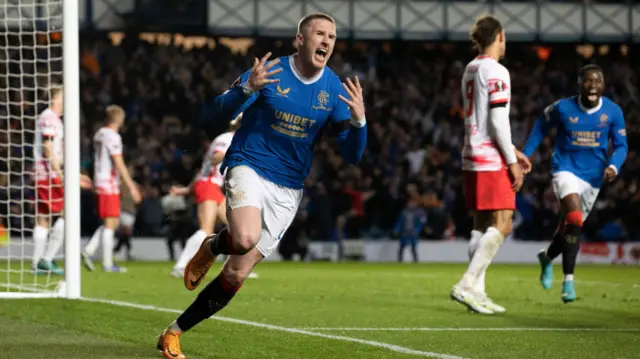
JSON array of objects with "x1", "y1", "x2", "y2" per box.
[{"x1": 1, "y1": 262, "x2": 639, "y2": 358}]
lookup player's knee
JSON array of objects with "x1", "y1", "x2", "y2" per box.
[
  {"x1": 231, "y1": 232, "x2": 259, "y2": 254},
  {"x1": 565, "y1": 211, "x2": 583, "y2": 228}
]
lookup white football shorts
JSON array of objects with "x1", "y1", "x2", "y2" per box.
[
  {"x1": 224, "y1": 165, "x2": 303, "y2": 257},
  {"x1": 551, "y1": 171, "x2": 600, "y2": 220}
]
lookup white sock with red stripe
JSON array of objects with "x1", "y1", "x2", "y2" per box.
[
  {"x1": 32, "y1": 225, "x2": 49, "y2": 267},
  {"x1": 174, "y1": 230, "x2": 208, "y2": 270},
  {"x1": 101, "y1": 228, "x2": 115, "y2": 269},
  {"x1": 84, "y1": 225, "x2": 103, "y2": 256},
  {"x1": 43, "y1": 218, "x2": 64, "y2": 262}
]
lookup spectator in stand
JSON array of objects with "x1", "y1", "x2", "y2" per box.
[{"x1": 393, "y1": 199, "x2": 426, "y2": 262}]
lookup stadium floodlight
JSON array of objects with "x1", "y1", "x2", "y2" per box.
[{"x1": 0, "y1": 0, "x2": 81, "y2": 299}]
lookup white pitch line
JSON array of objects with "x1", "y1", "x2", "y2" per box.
[
  {"x1": 400, "y1": 273, "x2": 640, "y2": 289},
  {"x1": 298, "y1": 327, "x2": 640, "y2": 332},
  {"x1": 80, "y1": 297, "x2": 470, "y2": 359}
]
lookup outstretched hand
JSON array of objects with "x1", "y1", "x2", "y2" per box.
[
  {"x1": 338, "y1": 76, "x2": 365, "y2": 122},
  {"x1": 246, "y1": 52, "x2": 282, "y2": 92}
]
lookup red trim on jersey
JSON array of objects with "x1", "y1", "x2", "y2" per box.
[
  {"x1": 489, "y1": 99, "x2": 509, "y2": 105},
  {"x1": 463, "y1": 155, "x2": 495, "y2": 165},
  {"x1": 476, "y1": 55, "x2": 491, "y2": 59}
]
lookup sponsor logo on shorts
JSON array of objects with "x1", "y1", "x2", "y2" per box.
[{"x1": 229, "y1": 189, "x2": 245, "y2": 203}]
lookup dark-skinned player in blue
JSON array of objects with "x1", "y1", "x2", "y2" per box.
[
  {"x1": 522, "y1": 64, "x2": 628, "y2": 303},
  {"x1": 156, "y1": 13, "x2": 368, "y2": 358}
]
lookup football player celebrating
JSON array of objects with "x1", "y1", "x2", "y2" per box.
[
  {"x1": 157, "y1": 13, "x2": 367, "y2": 358},
  {"x1": 522, "y1": 64, "x2": 627, "y2": 302}
]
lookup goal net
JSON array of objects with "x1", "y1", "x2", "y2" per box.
[{"x1": 0, "y1": 0, "x2": 81, "y2": 298}]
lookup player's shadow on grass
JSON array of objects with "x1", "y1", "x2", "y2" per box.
[{"x1": 3, "y1": 343, "x2": 157, "y2": 359}]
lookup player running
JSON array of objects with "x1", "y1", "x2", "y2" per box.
[
  {"x1": 168, "y1": 114, "x2": 247, "y2": 277},
  {"x1": 157, "y1": 13, "x2": 367, "y2": 358},
  {"x1": 32, "y1": 86, "x2": 91, "y2": 274},
  {"x1": 450, "y1": 15, "x2": 531, "y2": 315},
  {"x1": 522, "y1": 64, "x2": 628, "y2": 303},
  {"x1": 82, "y1": 105, "x2": 142, "y2": 272}
]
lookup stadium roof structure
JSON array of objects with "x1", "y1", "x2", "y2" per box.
[{"x1": 2, "y1": 0, "x2": 639, "y2": 42}]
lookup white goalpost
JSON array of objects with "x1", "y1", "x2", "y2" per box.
[{"x1": 0, "y1": 0, "x2": 81, "y2": 298}]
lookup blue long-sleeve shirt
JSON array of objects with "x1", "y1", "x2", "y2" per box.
[
  {"x1": 211, "y1": 55, "x2": 367, "y2": 189},
  {"x1": 522, "y1": 96, "x2": 628, "y2": 188}
]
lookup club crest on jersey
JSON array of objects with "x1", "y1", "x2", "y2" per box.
[
  {"x1": 312, "y1": 91, "x2": 331, "y2": 111},
  {"x1": 569, "y1": 116, "x2": 579, "y2": 124},
  {"x1": 599, "y1": 113, "x2": 608, "y2": 127},
  {"x1": 276, "y1": 85, "x2": 290, "y2": 97}
]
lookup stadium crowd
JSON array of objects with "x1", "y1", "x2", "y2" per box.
[{"x1": 1, "y1": 34, "x2": 639, "y2": 253}]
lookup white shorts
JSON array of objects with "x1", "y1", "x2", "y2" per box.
[
  {"x1": 120, "y1": 212, "x2": 136, "y2": 228},
  {"x1": 224, "y1": 165, "x2": 303, "y2": 257},
  {"x1": 552, "y1": 171, "x2": 600, "y2": 219}
]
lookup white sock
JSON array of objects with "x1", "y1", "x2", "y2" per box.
[
  {"x1": 564, "y1": 274, "x2": 574, "y2": 281},
  {"x1": 43, "y1": 218, "x2": 64, "y2": 262},
  {"x1": 468, "y1": 230, "x2": 486, "y2": 293},
  {"x1": 84, "y1": 225, "x2": 103, "y2": 256},
  {"x1": 32, "y1": 225, "x2": 49, "y2": 267},
  {"x1": 174, "y1": 230, "x2": 208, "y2": 270},
  {"x1": 169, "y1": 321, "x2": 183, "y2": 334},
  {"x1": 460, "y1": 227, "x2": 505, "y2": 290},
  {"x1": 467, "y1": 230, "x2": 483, "y2": 259},
  {"x1": 101, "y1": 228, "x2": 115, "y2": 269}
]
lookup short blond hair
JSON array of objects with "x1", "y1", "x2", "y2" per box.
[
  {"x1": 49, "y1": 85, "x2": 62, "y2": 100},
  {"x1": 297, "y1": 13, "x2": 335, "y2": 34},
  {"x1": 106, "y1": 104, "x2": 125, "y2": 123}
]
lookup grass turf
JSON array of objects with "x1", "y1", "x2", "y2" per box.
[{"x1": 0, "y1": 262, "x2": 639, "y2": 358}]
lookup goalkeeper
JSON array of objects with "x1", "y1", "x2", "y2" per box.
[{"x1": 157, "y1": 13, "x2": 368, "y2": 358}]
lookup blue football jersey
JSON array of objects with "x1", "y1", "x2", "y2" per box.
[
  {"x1": 523, "y1": 96, "x2": 628, "y2": 188},
  {"x1": 218, "y1": 56, "x2": 360, "y2": 189}
]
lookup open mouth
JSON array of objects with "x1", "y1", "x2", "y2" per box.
[
  {"x1": 587, "y1": 90, "x2": 598, "y2": 102},
  {"x1": 314, "y1": 48, "x2": 328, "y2": 61}
]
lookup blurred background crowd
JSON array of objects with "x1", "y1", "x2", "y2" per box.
[{"x1": 1, "y1": 32, "x2": 639, "y2": 259}]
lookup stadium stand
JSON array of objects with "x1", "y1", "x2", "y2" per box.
[{"x1": 2, "y1": 35, "x2": 638, "y2": 249}]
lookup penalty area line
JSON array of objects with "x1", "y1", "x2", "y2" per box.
[
  {"x1": 298, "y1": 327, "x2": 640, "y2": 332},
  {"x1": 80, "y1": 297, "x2": 470, "y2": 359}
]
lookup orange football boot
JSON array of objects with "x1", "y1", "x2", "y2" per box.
[
  {"x1": 157, "y1": 328, "x2": 185, "y2": 359},
  {"x1": 183, "y1": 234, "x2": 216, "y2": 290}
]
